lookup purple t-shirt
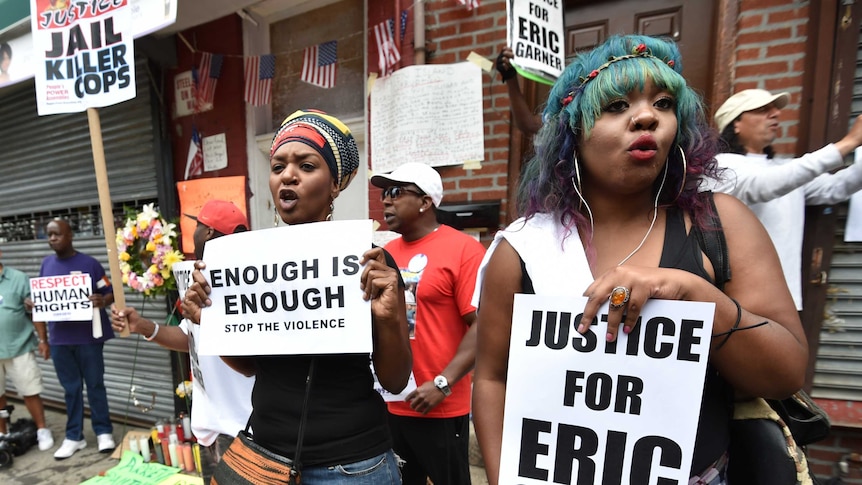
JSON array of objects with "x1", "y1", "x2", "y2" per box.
[{"x1": 39, "y1": 252, "x2": 114, "y2": 345}]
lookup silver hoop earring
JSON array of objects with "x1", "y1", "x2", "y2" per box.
[
  {"x1": 273, "y1": 208, "x2": 279, "y2": 227},
  {"x1": 326, "y1": 202, "x2": 334, "y2": 222},
  {"x1": 673, "y1": 146, "x2": 687, "y2": 203},
  {"x1": 571, "y1": 152, "x2": 595, "y2": 241}
]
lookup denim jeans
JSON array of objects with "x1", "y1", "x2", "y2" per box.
[
  {"x1": 51, "y1": 343, "x2": 113, "y2": 440},
  {"x1": 299, "y1": 450, "x2": 401, "y2": 484}
]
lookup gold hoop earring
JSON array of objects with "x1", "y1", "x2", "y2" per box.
[
  {"x1": 326, "y1": 202, "x2": 334, "y2": 222},
  {"x1": 273, "y1": 208, "x2": 280, "y2": 227}
]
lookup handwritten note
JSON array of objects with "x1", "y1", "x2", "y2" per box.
[
  {"x1": 203, "y1": 133, "x2": 228, "y2": 172},
  {"x1": 370, "y1": 63, "x2": 484, "y2": 173}
]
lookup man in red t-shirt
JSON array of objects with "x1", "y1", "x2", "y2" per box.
[{"x1": 372, "y1": 162, "x2": 485, "y2": 485}]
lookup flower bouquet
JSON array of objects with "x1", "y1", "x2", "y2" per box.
[{"x1": 116, "y1": 203, "x2": 184, "y2": 297}]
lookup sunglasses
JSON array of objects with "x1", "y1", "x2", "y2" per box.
[{"x1": 381, "y1": 186, "x2": 425, "y2": 201}]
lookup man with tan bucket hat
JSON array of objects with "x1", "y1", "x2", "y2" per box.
[{"x1": 707, "y1": 88, "x2": 862, "y2": 311}]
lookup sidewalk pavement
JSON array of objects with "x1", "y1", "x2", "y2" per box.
[
  {"x1": 1, "y1": 402, "x2": 148, "y2": 485},
  {"x1": 1, "y1": 401, "x2": 490, "y2": 485}
]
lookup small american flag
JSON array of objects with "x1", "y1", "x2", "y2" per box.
[
  {"x1": 457, "y1": 0, "x2": 480, "y2": 10},
  {"x1": 301, "y1": 41, "x2": 337, "y2": 89},
  {"x1": 196, "y1": 52, "x2": 223, "y2": 108},
  {"x1": 399, "y1": 9, "x2": 408, "y2": 43},
  {"x1": 184, "y1": 127, "x2": 204, "y2": 180},
  {"x1": 374, "y1": 18, "x2": 401, "y2": 76},
  {"x1": 244, "y1": 54, "x2": 275, "y2": 106}
]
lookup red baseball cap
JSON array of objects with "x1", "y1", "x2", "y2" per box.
[{"x1": 185, "y1": 200, "x2": 249, "y2": 234}]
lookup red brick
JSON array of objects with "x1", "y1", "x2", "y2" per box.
[
  {"x1": 469, "y1": 188, "x2": 509, "y2": 200},
  {"x1": 459, "y1": 17, "x2": 496, "y2": 33},
  {"x1": 477, "y1": 31, "x2": 504, "y2": 45},
  {"x1": 736, "y1": 28, "x2": 794, "y2": 46},
  {"x1": 735, "y1": 47, "x2": 762, "y2": 62},
  {"x1": 738, "y1": 13, "x2": 765, "y2": 30},
  {"x1": 429, "y1": 24, "x2": 458, "y2": 37},
  {"x1": 769, "y1": 9, "x2": 807, "y2": 23},
  {"x1": 436, "y1": 9, "x2": 474, "y2": 24},
  {"x1": 735, "y1": 61, "x2": 790, "y2": 78},
  {"x1": 765, "y1": 42, "x2": 805, "y2": 57}
]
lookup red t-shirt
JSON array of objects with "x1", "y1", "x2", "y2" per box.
[{"x1": 385, "y1": 225, "x2": 486, "y2": 418}]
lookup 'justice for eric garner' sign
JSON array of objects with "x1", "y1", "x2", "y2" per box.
[
  {"x1": 29, "y1": 274, "x2": 94, "y2": 322},
  {"x1": 500, "y1": 294, "x2": 714, "y2": 485},
  {"x1": 197, "y1": 220, "x2": 373, "y2": 356},
  {"x1": 507, "y1": 0, "x2": 565, "y2": 84}
]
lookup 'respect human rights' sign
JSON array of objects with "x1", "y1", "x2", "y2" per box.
[
  {"x1": 197, "y1": 220, "x2": 374, "y2": 357},
  {"x1": 30, "y1": 0, "x2": 136, "y2": 115},
  {"x1": 30, "y1": 273, "x2": 94, "y2": 322},
  {"x1": 499, "y1": 294, "x2": 714, "y2": 485}
]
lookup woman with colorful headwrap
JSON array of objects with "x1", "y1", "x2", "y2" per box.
[
  {"x1": 182, "y1": 110, "x2": 411, "y2": 484},
  {"x1": 472, "y1": 35, "x2": 806, "y2": 483}
]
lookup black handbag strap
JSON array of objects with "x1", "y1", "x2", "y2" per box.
[
  {"x1": 693, "y1": 192, "x2": 731, "y2": 291},
  {"x1": 291, "y1": 357, "x2": 316, "y2": 479},
  {"x1": 242, "y1": 357, "x2": 316, "y2": 483}
]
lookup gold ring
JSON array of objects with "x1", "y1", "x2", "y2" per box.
[{"x1": 609, "y1": 286, "x2": 630, "y2": 309}]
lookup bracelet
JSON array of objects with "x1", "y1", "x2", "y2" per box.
[
  {"x1": 714, "y1": 297, "x2": 742, "y2": 351},
  {"x1": 145, "y1": 323, "x2": 160, "y2": 341}
]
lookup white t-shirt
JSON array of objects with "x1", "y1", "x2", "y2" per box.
[{"x1": 180, "y1": 319, "x2": 254, "y2": 446}]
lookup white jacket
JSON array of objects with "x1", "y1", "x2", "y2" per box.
[{"x1": 706, "y1": 145, "x2": 862, "y2": 309}]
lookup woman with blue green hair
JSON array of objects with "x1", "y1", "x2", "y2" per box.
[{"x1": 472, "y1": 35, "x2": 806, "y2": 483}]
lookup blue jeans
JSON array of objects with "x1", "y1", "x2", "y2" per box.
[
  {"x1": 51, "y1": 343, "x2": 113, "y2": 440},
  {"x1": 299, "y1": 450, "x2": 401, "y2": 484}
]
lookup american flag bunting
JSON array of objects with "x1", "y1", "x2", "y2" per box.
[
  {"x1": 374, "y1": 18, "x2": 401, "y2": 76},
  {"x1": 196, "y1": 52, "x2": 223, "y2": 108},
  {"x1": 244, "y1": 54, "x2": 275, "y2": 106},
  {"x1": 301, "y1": 41, "x2": 338, "y2": 89}
]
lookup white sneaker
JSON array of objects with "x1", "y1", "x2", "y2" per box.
[
  {"x1": 96, "y1": 433, "x2": 115, "y2": 453},
  {"x1": 37, "y1": 428, "x2": 54, "y2": 451},
  {"x1": 53, "y1": 438, "x2": 86, "y2": 459}
]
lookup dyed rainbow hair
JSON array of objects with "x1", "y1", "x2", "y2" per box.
[{"x1": 517, "y1": 34, "x2": 720, "y2": 239}]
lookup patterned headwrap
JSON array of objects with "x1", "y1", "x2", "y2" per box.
[{"x1": 270, "y1": 109, "x2": 360, "y2": 191}]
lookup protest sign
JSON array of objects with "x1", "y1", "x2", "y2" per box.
[
  {"x1": 79, "y1": 450, "x2": 180, "y2": 485},
  {"x1": 500, "y1": 294, "x2": 714, "y2": 485},
  {"x1": 506, "y1": 0, "x2": 565, "y2": 85},
  {"x1": 198, "y1": 220, "x2": 374, "y2": 356},
  {"x1": 370, "y1": 62, "x2": 484, "y2": 173},
  {"x1": 30, "y1": 0, "x2": 136, "y2": 115},
  {"x1": 372, "y1": 363, "x2": 417, "y2": 402},
  {"x1": 171, "y1": 260, "x2": 196, "y2": 300},
  {"x1": 29, "y1": 273, "x2": 93, "y2": 321}
]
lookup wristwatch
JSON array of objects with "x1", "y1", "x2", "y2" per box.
[{"x1": 434, "y1": 375, "x2": 452, "y2": 396}]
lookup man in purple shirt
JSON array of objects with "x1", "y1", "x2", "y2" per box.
[{"x1": 35, "y1": 219, "x2": 115, "y2": 459}]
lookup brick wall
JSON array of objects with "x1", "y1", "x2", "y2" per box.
[
  {"x1": 367, "y1": 0, "x2": 512, "y2": 233},
  {"x1": 733, "y1": 0, "x2": 809, "y2": 155}
]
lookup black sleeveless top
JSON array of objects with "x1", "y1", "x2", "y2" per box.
[{"x1": 521, "y1": 205, "x2": 733, "y2": 475}]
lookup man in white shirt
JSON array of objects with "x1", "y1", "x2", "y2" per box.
[{"x1": 708, "y1": 89, "x2": 862, "y2": 310}]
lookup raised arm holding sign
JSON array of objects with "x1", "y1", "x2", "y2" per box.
[{"x1": 472, "y1": 35, "x2": 807, "y2": 484}]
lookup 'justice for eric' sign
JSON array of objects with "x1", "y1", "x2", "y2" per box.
[
  {"x1": 499, "y1": 294, "x2": 714, "y2": 485},
  {"x1": 198, "y1": 220, "x2": 373, "y2": 356}
]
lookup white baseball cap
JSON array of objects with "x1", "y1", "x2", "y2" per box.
[
  {"x1": 370, "y1": 162, "x2": 444, "y2": 207},
  {"x1": 714, "y1": 89, "x2": 790, "y2": 133}
]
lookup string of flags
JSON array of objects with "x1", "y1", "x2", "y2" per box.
[{"x1": 186, "y1": 0, "x2": 484, "y2": 107}]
